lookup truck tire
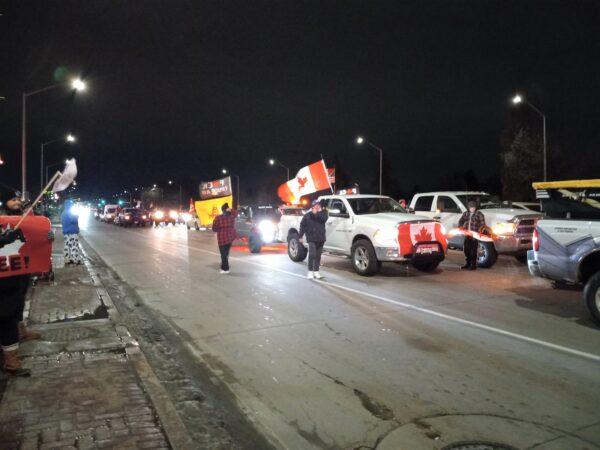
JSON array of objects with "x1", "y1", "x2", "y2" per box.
[
  {"x1": 287, "y1": 234, "x2": 307, "y2": 262},
  {"x1": 249, "y1": 234, "x2": 262, "y2": 253},
  {"x1": 351, "y1": 239, "x2": 380, "y2": 276},
  {"x1": 583, "y1": 271, "x2": 600, "y2": 325},
  {"x1": 477, "y1": 241, "x2": 498, "y2": 268},
  {"x1": 413, "y1": 261, "x2": 440, "y2": 272}
]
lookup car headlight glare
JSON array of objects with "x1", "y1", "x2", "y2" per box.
[
  {"x1": 181, "y1": 213, "x2": 192, "y2": 222},
  {"x1": 169, "y1": 210, "x2": 178, "y2": 220},
  {"x1": 258, "y1": 220, "x2": 277, "y2": 243},
  {"x1": 491, "y1": 221, "x2": 516, "y2": 235},
  {"x1": 154, "y1": 211, "x2": 164, "y2": 220}
]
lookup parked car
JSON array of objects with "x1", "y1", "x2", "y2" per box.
[
  {"x1": 277, "y1": 206, "x2": 305, "y2": 242},
  {"x1": 409, "y1": 192, "x2": 542, "y2": 267},
  {"x1": 234, "y1": 205, "x2": 281, "y2": 253},
  {"x1": 527, "y1": 179, "x2": 600, "y2": 324},
  {"x1": 115, "y1": 208, "x2": 150, "y2": 227},
  {"x1": 283, "y1": 195, "x2": 447, "y2": 276}
]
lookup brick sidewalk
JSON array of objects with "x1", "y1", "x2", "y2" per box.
[{"x1": 0, "y1": 231, "x2": 174, "y2": 450}]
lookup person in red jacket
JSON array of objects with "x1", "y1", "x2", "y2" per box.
[{"x1": 212, "y1": 203, "x2": 238, "y2": 274}]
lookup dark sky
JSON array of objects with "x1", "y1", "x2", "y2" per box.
[{"x1": 1, "y1": 1, "x2": 599, "y2": 202}]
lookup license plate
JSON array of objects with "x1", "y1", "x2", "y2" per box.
[{"x1": 416, "y1": 244, "x2": 439, "y2": 255}]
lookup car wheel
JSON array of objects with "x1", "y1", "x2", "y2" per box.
[
  {"x1": 413, "y1": 261, "x2": 440, "y2": 272},
  {"x1": 583, "y1": 271, "x2": 600, "y2": 325},
  {"x1": 477, "y1": 241, "x2": 498, "y2": 268},
  {"x1": 249, "y1": 234, "x2": 262, "y2": 253},
  {"x1": 514, "y1": 253, "x2": 527, "y2": 264},
  {"x1": 287, "y1": 233, "x2": 308, "y2": 262},
  {"x1": 351, "y1": 239, "x2": 380, "y2": 276}
]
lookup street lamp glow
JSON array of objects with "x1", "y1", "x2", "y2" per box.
[
  {"x1": 66, "y1": 134, "x2": 76, "y2": 142},
  {"x1": 269, "y1": 159, "x2": 275, "y2": 165},
  {"x1": 356, "y1": 137, "x2": 364, "y2": 144},
  {"x1": 168, "y1": 180, "x2": 173, "y2": 185},
  {"x1": 71, "y1": 79, "x2": 86, "y2": 91},
  {"x1": 222, "y1": 168, "x2": 228, "y2": 174},
  {"x1": 512, "y1": 94, "x2": 523, "y2": 104},
  {"x1": 153, "y1": 184, "x2": 157, "y2": 188}
]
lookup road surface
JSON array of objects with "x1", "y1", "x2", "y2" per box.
[{"x1": 82, "y1": 220, "x2": 600, "y2": 449}]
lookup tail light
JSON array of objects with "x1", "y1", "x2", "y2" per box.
[{"x1": 532, "y1": 228, "x2": 539, "y2": 251}]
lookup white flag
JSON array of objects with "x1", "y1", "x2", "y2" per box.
[{"x1": 51, "y1": 159, "x2": 78, "y2": 193}]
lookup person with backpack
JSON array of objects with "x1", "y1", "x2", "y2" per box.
[{"x1": 299, "y1": 200, "x2": 328, "y2": 280}]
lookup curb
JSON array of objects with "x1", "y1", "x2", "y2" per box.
[{"x1": 81, "y1": 246, "x2": 196, "y2": 450}]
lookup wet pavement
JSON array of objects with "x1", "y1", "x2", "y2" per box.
[{"x1": 81, "y1": 221, "x2": 600, "y2": 449}]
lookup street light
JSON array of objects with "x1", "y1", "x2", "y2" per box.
[
  {"x1": 22, "y1": 77, "x2": 86, "y2": 199},
  {"x1": 222, "y1": 168, "x2": 241, "y2": 207},
  {"x1": 356, "y1": 136, "x2": 383, "y2": 195},
  {"x1": 40, "y1": 134, "x2": 76, "y2": 192},
  {"x1": 511, "y1": 94, "x2": 548, "y2": 181},
  {"x1": 268, "y1": 158, "x2": 290, "y2": 181}
]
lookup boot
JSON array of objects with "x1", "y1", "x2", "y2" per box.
[
  {"x1": 2, "y1": 350, "x2": 31, "y2": 377},
  {"x1": 18, "y1": 322, "x2": 42, "y2": 342}
]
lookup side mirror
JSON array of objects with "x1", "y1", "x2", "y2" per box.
[
  {"x1": 329, "y1": 208, "x2": 341, "y2": 215},
  {"x1": 407, "y1": 208, "x2": 415, "y2": 214}
]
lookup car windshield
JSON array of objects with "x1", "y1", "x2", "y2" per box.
[
  {"x1": 455, "y1": 194, "x2": 502, "y2": 209},
  {"x1": 346, "y1": 197, "x2": 406, "y2": 215}
]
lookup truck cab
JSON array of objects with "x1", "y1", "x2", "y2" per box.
[{"x1": 527, "y1": 179, "x2": 600, "y2": 324}]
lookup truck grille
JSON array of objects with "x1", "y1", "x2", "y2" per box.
[{"x1": 515, "y1": 217, "x2": 538, "y2": 237}]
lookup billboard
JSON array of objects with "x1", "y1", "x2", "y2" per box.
[
  {"x1": 200, "y1": 176, "x2": 232, "y2": 200},
  {"x1": 195, "y1": 195, "x2": 233, "y2": 226}
]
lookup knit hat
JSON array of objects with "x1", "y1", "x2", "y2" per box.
[
  {"x1": 221, "y1": 202, "x2": 229, "y2": 212},
  {"x1": 467, "y1": 200, "x2": 477, "y2": 208}
]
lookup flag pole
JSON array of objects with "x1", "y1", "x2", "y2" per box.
[{"x1": 14, "y1": 171, "x2": 62, "y2": 229}]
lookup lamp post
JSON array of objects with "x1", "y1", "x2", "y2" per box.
[
  {"x1": 356, "y1": 136, "x2": 383, "y2": 195},
  {"x1": 22, "y1": 78, "x2": 86, "y2": 200},
  {"x1": 511, "y1": 94, "x2": 548, "y2": 181},
  {"x1": 40, "y1": 134, "x2": 75, "y2": 192},
  {"x1": 222, "y1": 169, "x2": 240, "y2": 207},
  {"x1": 269, "y1": 158, "x2": 290, "y2": 181}
]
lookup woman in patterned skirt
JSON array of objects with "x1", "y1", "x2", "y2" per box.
[{"x1": 61, "y1": 199, "x2": 84, "y2": 265}]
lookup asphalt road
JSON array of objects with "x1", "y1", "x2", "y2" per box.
[{"x1": 82, "y1": 220, "x2": 600, "y2": 450}]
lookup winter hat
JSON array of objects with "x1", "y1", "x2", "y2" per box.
[
  {"x1": 467, "y1": 200, "x2": 477, "y2": 208},
  {"x1": 221, "y1": 203, "x2": 229, "y2": 212}
]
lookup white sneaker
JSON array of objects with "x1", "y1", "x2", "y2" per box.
[
  {"x1": 313, "y1": 271, "x2": 323, "y2": 280},
  {"x1": 220, "y1": 270, "x2": 230, "y2": 274},
  {"x1": 307, "y1": 271, "x2": 314, "y2": 279}
]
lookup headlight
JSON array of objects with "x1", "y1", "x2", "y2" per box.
[
  {"x1": 439, "y1": 224, "x2": 448, "y2": 235},
  {"x1": 181, "y1": 213, "x2": 192, "y2": 222},
  {"x1": 258, "y1": 220, "x2": 277, "y2": 243},
  {"x1": 169, "y1": 210, "x2": 178, "y2": 220},
  {"x1": 374, "y1": 226, "x2": 399, "y2": 243},
  {"x1": 125, "y1": 215, "x2": 132, "y2": 220},
  {"x1": 491, "y1": 221, "x2": 516, "y2": 235},
  {"x1": 154, "y1": 211, "x2": 164, "y2": 220},
  {"x1": 142, "y1": 215, "x2": 147, "y2": 219}
]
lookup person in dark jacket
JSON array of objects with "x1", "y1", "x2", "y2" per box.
[
  {"x1": 299, "y1": 200, "x2": 328, "y2": 279},
  {"x1": 457, "y1": 200, "x2": 486, "y2": 270},
  {"x1": 212, "y1": 203, "x2": 238, "y2": 274},
  {"x1": 61, "y1": 199, "x2": 83, "y2": 265}
]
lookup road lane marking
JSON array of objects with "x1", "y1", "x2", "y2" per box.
[{"x1": 92, "y1": 228, "x2": 600, "y2": 364}]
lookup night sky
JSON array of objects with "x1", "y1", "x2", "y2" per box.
[{"x1": 1, "y1": 1, "x2": 599, "y2": 203}]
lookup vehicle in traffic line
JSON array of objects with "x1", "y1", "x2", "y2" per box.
[
  {"x1": 150, "y1": 208, "x2": 178, "y2": 227},
  {"x1": 183, "y1": 211, "x2": 200, "y2": 230},
  {"x1": 409, "y1": 191, "x2": 542, "y2": 267},
  {"x1": 235, "y1": 204, "x2": 281, "y2": 253},
  {"x1": 115, "y1": 208, "x2": 150, "y2": 227},
  {"x1": 527, "y1": 179, "x2": 600, "y2": 324},
  {"x1": 284, "y1": 195, "x2": 447, "y2": 276},
  {"x1": 101, "y1": 204, "x2": 120, "y2": 223}
]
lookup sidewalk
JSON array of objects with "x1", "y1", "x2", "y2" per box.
[{"x1": 0, "y1": 231, "x2": 188, "y2": 450}]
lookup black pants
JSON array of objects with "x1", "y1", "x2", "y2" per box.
[
  {"x1": 219, "y1": 243, "x2": 232, "y2": 271},
  {"x1": 464, "y1": 236, "x2": 478, "y2": 268},
  {"x1": 308, "y1": 242, "x2": 324, "y2": 272},
  {"x1": 0, "y1": 275, "x2": 29, "y2": 350}
]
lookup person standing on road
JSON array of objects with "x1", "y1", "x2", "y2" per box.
[
  {"x1": 458, "y1": 200, "x2": 486, "y2": 270},
  {"x1": 61, "y1": 199, "x2": 84, "y2": 265},
  {"x1": 299, "y1": 200, "x2": 328, "y2": 280},
  {"x1": 212, "y1": 203, "x2": 237, "y2": 274}
]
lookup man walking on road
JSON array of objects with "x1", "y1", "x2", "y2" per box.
[
  {"x1": 458, "y1": 200, "x2": 486, "y2": 270},
  {"x1": 212, "y1": 203, "x2": 237, "y2": 274},
  {"x1": 299, "y1": 200, "x2": 328, "y2": 280}
]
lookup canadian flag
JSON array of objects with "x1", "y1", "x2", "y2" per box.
[{"x1": 277, "y1": 160, "x2": 332, "y2": 204}]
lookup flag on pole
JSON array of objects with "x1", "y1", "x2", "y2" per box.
[
  {"x1": 51, "y1": 159, "x2": 77, "y2": 193},
  {"x1": 277, "y1": 159, "x2": 332, "y2": 204}
]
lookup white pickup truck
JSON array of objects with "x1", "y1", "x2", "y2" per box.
[
  {"x1": 281, "y1": 194, "x2": 448, "y2": 276},
  {"x1": 409, "y1": 191, "x2": 542, "y2": 268},
  {"x1": 527, "y1": 180, "x2": 600, "y2": 324}
]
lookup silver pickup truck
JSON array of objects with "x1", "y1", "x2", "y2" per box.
[{"x1": 527, "y1": 180, "x2": 600, "y2": 324}]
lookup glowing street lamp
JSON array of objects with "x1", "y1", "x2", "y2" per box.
[
  {"x1": 510, "y1": 93, "x2": 548, "y2": 180},
  {"x1": 356, "y1": 136, "x2": 383, "y2": 195},
  {"x1": 268, "y1": 158, "x2": 290, "y2": 180},
  {"x1": 71, "y1": 79, "x2": 86, "y2": 91},
  {"x1": 40, "y1": 134, "x2": 76, "y2": 192}
]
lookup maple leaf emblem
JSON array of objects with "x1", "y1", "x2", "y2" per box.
[
  {"x1": 297, "y1": 177, "x2": 308, "y2": 189},
  {"x1": 413, "y1": 226, "x2": 432, "y2": 242}
]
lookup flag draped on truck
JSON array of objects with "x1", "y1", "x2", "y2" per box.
[{"x1": 277, "y1": 160, "x2": 332, "y2": 204}]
